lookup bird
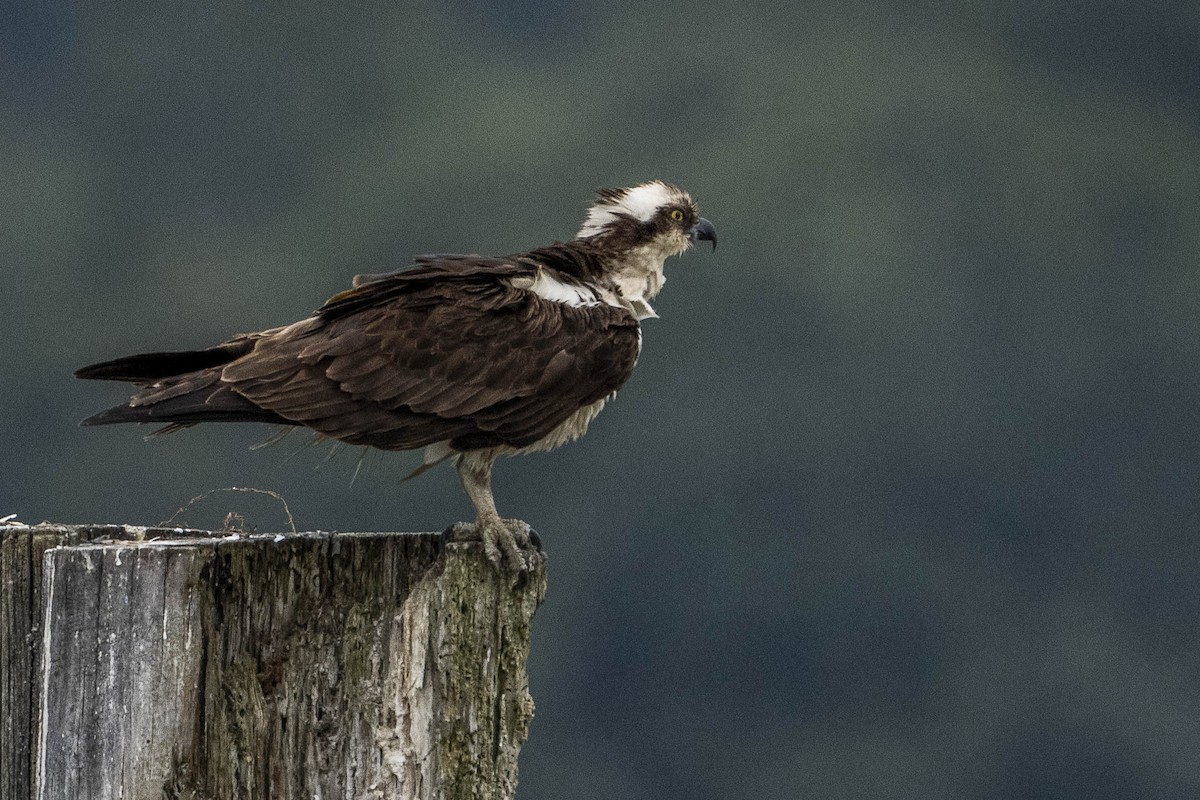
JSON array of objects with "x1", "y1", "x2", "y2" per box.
[{"x1": 76, "y1": 180, "x2": 717, "y2": 569}]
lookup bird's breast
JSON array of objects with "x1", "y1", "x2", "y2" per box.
[{"x1": 511, "y1": 395, "x2": 611, "y2": 455}]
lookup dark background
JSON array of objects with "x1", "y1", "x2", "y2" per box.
[{"x1": 5, "y1": 1, "x2": 1200, "y2": 797}]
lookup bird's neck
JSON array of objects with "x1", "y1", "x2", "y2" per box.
[
  {"x1": 605, "y1": 245, "x2": 668, "y2": 308},
  {"x1": 543, "y1": 238, "x2": 669, "y2": 320}
]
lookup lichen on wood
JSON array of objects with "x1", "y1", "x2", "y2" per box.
[
  {"x1": 381, "y1": 542, "x2": 546, "y2": 800},
  {"x1": 1, "y1": 524, "x2": 546, "y2": 800}
]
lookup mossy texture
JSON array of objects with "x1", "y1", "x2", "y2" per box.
[{"x1": 1, "y1": 525, "x2": 546, "y2": 800}]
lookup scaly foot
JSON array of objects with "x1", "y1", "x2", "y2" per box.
[{"x1": 445, "y1": 518, "x2": 537, "y2": 572}]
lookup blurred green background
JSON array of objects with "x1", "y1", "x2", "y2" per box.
[{"x1": 5, "y1": 1, "x2": 1200, "y2": 797}]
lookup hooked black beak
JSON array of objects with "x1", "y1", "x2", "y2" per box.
[{"x1": 690, "y1": 218, "x2": 717, "y2": 251}]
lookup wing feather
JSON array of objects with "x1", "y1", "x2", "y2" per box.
[{"x1": 220, "y1": 264, "x2": 639, "y2": 451}]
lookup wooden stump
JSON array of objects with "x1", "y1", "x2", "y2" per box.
[{"x1": 0, "y1": 524, "x2": 547, "y2": 800}]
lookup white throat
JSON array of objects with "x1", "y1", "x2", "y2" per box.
[{"x1": 609, "y1": 246, "x2": 667, "y2": 319}]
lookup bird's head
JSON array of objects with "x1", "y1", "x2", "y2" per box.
[{"x1": 577, "y1": 180, "x2": 717, "y2": 259}]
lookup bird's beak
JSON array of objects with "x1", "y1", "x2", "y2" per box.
[{"x1": 690, "y1": 218, "x2": 717, "y2": 251}]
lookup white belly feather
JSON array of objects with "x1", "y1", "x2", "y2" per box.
[
  {"x1": 514, "y1": 396, "x2": 609, "y2": 454},
  {"x1": 422, "y1": 395, "x2": 610, "y2": 469}
]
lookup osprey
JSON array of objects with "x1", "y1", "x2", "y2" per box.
[{"x1": 76, "y1": 181, "x2": 716, "y2": 569}]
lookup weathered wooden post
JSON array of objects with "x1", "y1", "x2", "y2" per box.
[{"x1": 0, "y1": 524, "x2": 546, "y2": 800}]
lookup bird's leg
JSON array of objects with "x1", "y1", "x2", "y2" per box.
[{"x1": 455, "y1": 453, "x2": 531, "y2": 571}]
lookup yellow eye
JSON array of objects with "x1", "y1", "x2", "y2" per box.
[{"x1": 669, "y1": 209, "x2": 685, "y2": 222}]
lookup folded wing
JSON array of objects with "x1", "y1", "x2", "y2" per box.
[{"x1": 80, "y1": 259, "x2": 641, "y2": 454}]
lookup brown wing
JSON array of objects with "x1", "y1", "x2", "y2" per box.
[{"x1": 221, "y1": 269, "x2": 641, "y2": 452}]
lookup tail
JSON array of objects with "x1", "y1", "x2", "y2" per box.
[
  {"x1": 76, "y1": 341, "x2": 293, "y2": 430},
  {"x1": 75, "y1": 339, "x2": 258, "y2": 382},
  {"x1": 79, "y1": 384, "x2": 291, "y2": 428}
]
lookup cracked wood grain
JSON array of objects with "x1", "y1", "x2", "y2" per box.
[{"x1": 1, "y1": 525, "x2": 546, "y2": 800}]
